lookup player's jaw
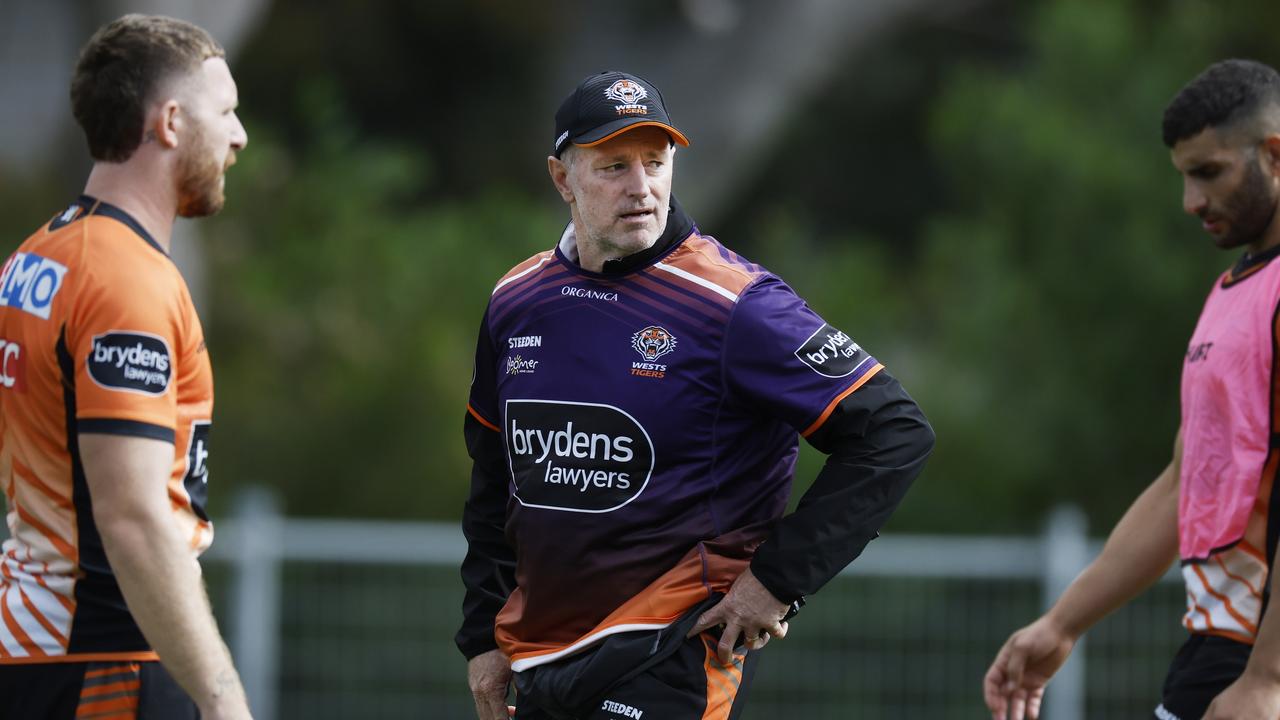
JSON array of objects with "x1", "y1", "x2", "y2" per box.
[
  {"x1": 175, "y1": 133, "x2": 234, "y2": 219},
  {"x1": 1202, "y1": 163, "x2": 1278, "y2": 250}
]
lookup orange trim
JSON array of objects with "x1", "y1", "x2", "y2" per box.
[
  {"x1": 1191, "y1": 627, "x2": 1258, "y2": 645},
  {"x1": 1214, "y1": 555, "x2": 1263, "y2": 599},
  {"x1": 802, "y1": 364, "x2": 885, "y2": 437},
  {"x1": 665, "y1": 236, "x2": 760, "y2": 299},
  {"x1": 576, "y1": 121, "x2": 690, "y2": 149},
  {"x1": 1191, "y1": 564, "x2": 1258, "y2": 634},
  {"x1": 496, "y1": 251, "x2": 554, "y2": 287},
  {"x1": 76, "y1": 713, "x2": 137, "y2": 720},
  {"x1": 84, "y1": 664, "x2": 139, "y2": 680},
  {"x1": 80, "y1": 680, "x2": 140, "y2": 699},
  {"x1": 698, "y1": 633, "x2": 738, "y2": 719},
  {"x1": 467, "y1": 404, "x2": 500, "y2": 433},
  {"x1": 0, "y1": 651, "x2": 159, "y2": 665}
]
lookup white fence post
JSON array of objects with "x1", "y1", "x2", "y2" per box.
[
  {"x1": 1042, "y1": 505, "x2": 1089, "y2": 720},
  {"x1": 228, "y1": 486, "x2": 283, "y2": 720}
]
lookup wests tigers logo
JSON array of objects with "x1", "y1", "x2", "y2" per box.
[{"x1": 631, "y1": 326, "x2": 677, "y2": 361}]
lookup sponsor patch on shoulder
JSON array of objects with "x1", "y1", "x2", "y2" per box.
[
  {"x1": 794, "y1": 323, "x2": 867, "y2": 378},
  {"x1": 87, "y1": 331, "x2": 172, "y2": 395}
]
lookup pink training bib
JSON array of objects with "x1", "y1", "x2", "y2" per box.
[{"x1": 1178, "y1": 249, "x2": 1280, "y2": 643}]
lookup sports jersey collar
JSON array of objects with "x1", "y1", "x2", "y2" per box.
[
  {"x1": 555, "y1": 195, "x2": 697, "y2": 277},
  {"x1": 75, "y1": 195, "x2": 167, "y2": 256},
  {"x1": 1222, "y1": 242, "x2": 1280, "y2": 288}
]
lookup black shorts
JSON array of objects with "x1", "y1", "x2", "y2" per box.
[
  {"x1": 513, "y1": 596, "x2": 759, "y2": 720},
  {"x1": 514, "y1": 632, "x2": 759, "y2": 720},
  {"x1": 1153, "y1": 634, "x2": 1251, "y2": 720},
  {"x1": 0, "y1": 660, "x2": 197, "y2": 720}
]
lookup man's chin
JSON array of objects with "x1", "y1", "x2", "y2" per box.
[{"x1": 177, "y1": 193, "x2": 226, "y2": 219}]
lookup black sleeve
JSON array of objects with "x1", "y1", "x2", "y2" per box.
[
  {"x1": 748, "y1": 370, "x2": 934, "y2": 602},
  {"x1": 454, "y1": 307, "x2": 516, "y2": 660},
  {"x1": 454, "y1": 411, "x2": 517, "y2": 660}
]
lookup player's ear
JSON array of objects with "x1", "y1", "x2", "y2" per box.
[
  {"x1": 1263, "y1": 134, "x2": 1280, "y2": 177},
  {"x1": 152, "y1": 99, "x2": 181, "y2": 150},
  {"x1": 547, "y1": 155, "x2": 575, "y2": 203}
]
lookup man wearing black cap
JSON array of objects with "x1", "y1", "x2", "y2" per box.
[{"x1": 457, "y1": 70, "x2": 934, "y2": 719}]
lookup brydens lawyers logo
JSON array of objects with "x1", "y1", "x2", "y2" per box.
[
  {"x1": 631, "y1": 325, "x2": 675, "y2": 379},
  {"x1": 507, "y1": 399, "x2": 654, "y2": 514},
  {"x1": 605, "y1": 79, "x2": 649, "y2": 116},
  {"x1": 795, "y1": 322, "x2": 868, "y2": 378},
  {"x1": 88, "y1": 331, "x2": 172, "y2": 395}
]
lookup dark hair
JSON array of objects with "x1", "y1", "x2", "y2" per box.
[
  {"x1": 70, "y1": 14, "x2": 224, "y2": 162},
  {"x1": 1162, "y1": 59, "x2": 1280, "y2": 148}
]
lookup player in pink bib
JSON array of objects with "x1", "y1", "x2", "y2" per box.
[{"x1": 984, "y1": 60, "x2": 1280, "y2": 720}]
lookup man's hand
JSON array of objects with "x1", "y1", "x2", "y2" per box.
[
  {"x1": 686, "y1": 567, "x2": 790, "y2": 666},
  {"x1": 982, "y1": 616, "x2": 1076, "y2": 720},
  {"x1": 467, "y1": 649, "x2": 514, "y2": 720},
  {"x1": 1203, "y1": 670, "x2": 1280, "y2": 719}
]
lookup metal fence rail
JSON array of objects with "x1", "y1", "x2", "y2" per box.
[
  {"x1": 196, "y1": 493, "x2": 1185, "y2": 720},
  {"x1": 3, "y1": 491, "x2": 1187, "y2": 719}
]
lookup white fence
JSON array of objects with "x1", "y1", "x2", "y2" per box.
[
  {"x1": 3, "y1": 491, "x2": 1188, "y2": 718},
  {"x1": 199, "y1": 491, "x2": 1186, "y2": 719}
]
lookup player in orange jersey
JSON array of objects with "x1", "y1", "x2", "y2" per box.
[{"x1": 0, "y1": 15, "x2": 251, "y2": 720}]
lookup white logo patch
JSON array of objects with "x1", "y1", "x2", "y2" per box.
[{"x1": 0, "y1": 252, "x2": 68, "y2": 320}]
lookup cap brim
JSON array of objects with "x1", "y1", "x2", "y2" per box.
[{"x1": 574, "y1": 118, "x2": 690, "y2": 149}]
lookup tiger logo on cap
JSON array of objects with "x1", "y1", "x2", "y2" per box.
[
  {"x1": 632, "y1": 325, "x2": 676, "y2": 362},
  {"x1": 605, "y1": 79, "x2": 649, "y2": 105}
]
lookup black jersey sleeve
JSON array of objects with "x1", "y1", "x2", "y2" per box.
[
  {"x1": 455, "y1": 308, "x2": 517, "y2": 660},
  {"x1": 748, "y1": 369, "x2": 934, "y2": 603}
]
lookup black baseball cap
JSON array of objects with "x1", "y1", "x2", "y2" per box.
[{"x1": 553, "y1": 71, "x2": 690, "y2": 157}]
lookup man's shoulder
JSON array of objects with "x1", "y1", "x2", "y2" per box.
[
  {"x1": 491, "y1": 250, "x2": 556, "y2": 297},
  {"x1": 657, "y1": 233, "x2": 774, "y2": 305}
]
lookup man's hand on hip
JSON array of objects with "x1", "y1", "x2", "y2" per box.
[
  {"x1": 467, "y1": 649, "x2": 514, "y2": 720},
  {"x1": 687, "y1": 567, "x2": 789, "y2": 666}
]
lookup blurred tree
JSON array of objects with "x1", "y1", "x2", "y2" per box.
[
  {"x1": 743, "y1": 0, "x2": 1280, "y2": 533},
  {"x1": 203, "y1": 81, "x2": 557, "y2": 518}
]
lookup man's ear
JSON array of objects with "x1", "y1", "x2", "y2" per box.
[
  {"x1": 150, "y1": 99, "x2": 182, "y2": 149},
  {"x1": 547, "y1": 155, "x2": 575, "y2": 203},
  {"x1": 1263, "y1": 134, "x2": 1280, "y2": 177}
]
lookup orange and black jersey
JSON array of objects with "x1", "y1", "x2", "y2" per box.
[
  {"x1": 457, "y1": 198, "x2": 934, "y2": 667},
  {"x1": 0, "y1": 196, "x2": 213, "y2": 663}
]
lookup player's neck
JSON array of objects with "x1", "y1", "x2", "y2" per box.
[{"x1": 83, "y1": 161, "x2": 177, "y2": 253}]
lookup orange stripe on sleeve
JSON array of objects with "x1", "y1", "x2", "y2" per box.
[
  {"x1": 467, "y1": 404, "x2": 500, "y2": 433},
  {"x1": 801, "y1": 364, "x2": 884, "y2": 438}
]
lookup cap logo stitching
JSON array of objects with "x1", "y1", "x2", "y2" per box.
[{"x1": 605, "y1": 79, "x2": 650, "y2": 117}]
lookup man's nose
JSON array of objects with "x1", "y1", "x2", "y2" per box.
[
  {"x1": 1182, "y1": 180, "x2": 1206, "y2": 217},
  {"x1": 622, "y1": 163, "x2": 648, "y2": 196}
]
